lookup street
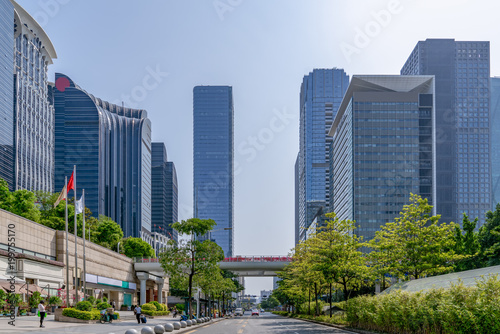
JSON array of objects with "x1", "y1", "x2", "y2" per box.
[
  {"x1": 0, "y1": 312, "x2": 357, "y2": 334},
  {"x1": 185, "y1": 312, "x2": 355, "y2": 334}
]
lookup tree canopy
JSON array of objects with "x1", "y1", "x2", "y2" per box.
[{"x1": 122, "y1": 237, "x2": 155, "y2": 258}]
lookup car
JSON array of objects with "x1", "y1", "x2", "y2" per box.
[
  {"x1": 251, "y1": 309, "x2": 259, "y2": 316},
  {"x1": 234, "y1": 308, "x2": 243, "y2": 316},
  {"x1": 260, "y1": 309, "x2": 265, "y2": 313}
]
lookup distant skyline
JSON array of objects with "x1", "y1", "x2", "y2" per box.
[{"x1": 16, "y1": 0, "x2": 500, "y2": 295}]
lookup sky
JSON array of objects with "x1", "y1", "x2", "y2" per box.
[{"x1": 16, "y1": 0, "x2": 500, "y2": 296}]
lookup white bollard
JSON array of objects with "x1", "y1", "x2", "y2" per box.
[
  {"x1": 172, "y1": 322, "x2": 181, "y2": 330},
  {"x1": 141, "y1": 327, "x2": 154, "y2": 334},
  {"x1": 154, "y1": 325, "x2": 165, "y2": 333},
  {"x1": 180, "y1": 321, "x2": 187, "y2": 328},
  {"x1": 125, "y1": 330, "x2": 139, "y2": 334},
  {"x1": 163, "y1": 323, "x2": 175, "y2": 332}
]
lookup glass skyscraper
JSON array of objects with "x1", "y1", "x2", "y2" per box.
[
  {"x1": 54, "y1": 73, "x2": 152, "y2": 241},
  {"x1": 297, "y1": 69, "x2": 349, "y2": 242},
  {"x1": 0, "y1": 0, "x2": 14, "y2": 189},
  {"x1": 491, "y1": 77, "x2": 500, "y2": 206},
  {"x1": 151, "y1": 142, "x2": 178, "y2": 243},
  {"x1": 329, "y1": 75, "x2": 435, "y2": 241},
  {"x1": 193, "y1": 86, "x2": 234, "y2": 257},
  {"x1": 0, "y1": 1, "x2": 57, "y2": 192},
  {"x1": 401, "y1": 39, "x2": 491, "y2": 226}
]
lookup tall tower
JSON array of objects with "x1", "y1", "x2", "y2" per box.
[
  {"x1": 297, "y1": 69, "x2": 349, "y2": 242},
  {"x1": 54, "y1": 73, "x2": 152, "y2": 242},
  {"x1": 491, "y1": 77, "x2": 500, "y2": 207},
  {"x1": 1, "y1": 0, "x2": 57, "y2": 192},
  {"x1": 193, "y1": 86, "x2": 234, "y2": 257},
  {"x1": 151, "y1": 142, "x2": 178, "y2": 243},
  {"x1": 401, "y1": 39, "x2": 491, "y2": 226},
  {"x1": 0, "y1": 0, "x2": 14, "y2": 189},
  {"x1": 328, "y1": 75, "x2": 435, "y2": 242}
]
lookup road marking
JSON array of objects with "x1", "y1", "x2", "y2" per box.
[
  {"x1": 237, "y1": 330, "x2": 244, "y2": 334},
  {"x1": 184, "y1": 330, "x2": 197, "y2": 334}
]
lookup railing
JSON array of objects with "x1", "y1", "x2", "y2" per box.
[
  {"x1": 135, "y1": 256, "x2": 293, "y2": 263},
  {"x1": 222, "y1": 256, "x2": 293, "y2": 262}
]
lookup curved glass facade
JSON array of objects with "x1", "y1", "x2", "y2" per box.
[
  {"x1": 54, "y1": 73, "x2": 152, "y2": 239},
  {"x1": 0, "y1": 0, "x2": 14, "y2": 189}
]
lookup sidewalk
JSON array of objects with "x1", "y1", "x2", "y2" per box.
[{"x1": 0, "y1": 313, "x2": 226, "y2": 333}]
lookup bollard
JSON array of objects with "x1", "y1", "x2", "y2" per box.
[
  {"x1": 154, "y1": 325, "x2": 165, "y2": 334},
  {"x1": 172, "y1": 322, "x2": 181, "y2": 330},
  {"x1": 186, "y1": 320, "x2": 192, "y2": 326},
  {"x1": 125, "y1": 330, "x2": 139, "y2": 334},
  {"x1": 180, "y1": 321, "x2": 187, "y2": 328},
  {"x1": 141, "y1": 327, "x2": 155, "y2": 334},
  {"x1": 163, "y1": 323, "x2": 174, "y2": 332},
  {"x1": 197, "y1": 319, "x2": 202, "y2": 323}
]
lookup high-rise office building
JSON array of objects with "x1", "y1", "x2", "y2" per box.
[
  {"x1": 151, "y1": 142, "x2": 178, "y2": 243},
  {"x1": 0, "y1": 0, "x2": 14, "y2": 189},
  {"x1": 328, "y1": 75, "x2": 435, "y2": 242},
  {"x1": 401, "y1": 39, "x2": 491, "y2": 226},
  {"x1": 54, "y1": 73, "x2": 152, "y2": 241},
  {"x1": 491, "y1": 77, "x2": 500, "y2": 206},
  {"x1": 0, "y1": 1, "x2": 57, "y2": 192},
  {"x1": 294, "y1": 154, "x2": 299, "y2": 245},
  {"x1": 297, "y1": 69, "x2": 349, "y2": 242},
  {"x1": 193, "y1": 86, "x2": 234, "y2": 257}
]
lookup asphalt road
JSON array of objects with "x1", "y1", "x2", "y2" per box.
[
  {"x1": 0, "y1": 312, "x2": 356, "y2": 334},
  {"x1": 185, "y1": 312, "x2": 356, "y2": 334}
]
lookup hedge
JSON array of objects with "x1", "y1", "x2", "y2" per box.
[
  {"x1": 346, "y1": 275, "x2": 500, "y2": 334},
  {"x1": 62, "y1": 308, "x2": 120, "y2": 320},
  {"x1": 75, "y1": 301, "x2": 92, "y2": 312},
  {"x1": 141, "y1": 309, "x2": 170, "y2": 316}
]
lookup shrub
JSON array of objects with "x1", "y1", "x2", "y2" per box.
[
  {"x1": 62, "y1": 308, "x2": 92, "y2": 320},
  {"x1": 87, "y1": 296, "x2": 96, "y2": 306},
  {"x1": 141, "y1": 303, "x2": 156, "y2": 311},
  {"x1": 96, "y1": 302, "x2": 112, "y2": 310},
  {"x1": 162, "y1": 303, "x2": 168, "y2": 311},
  {"x1": 75, "y1": 301, "x2": 92, "y2": 312},
  {"x1": 175, "y1": 303, "x2": 185, "y2": 311},
  {"x1": 49, "y1": 296, "x2": 62, "y2": 306},
  {"x1": 149, "y1": 301, "x2": 162, "y2": 311},
  {"x1": 345, "y1": 275, "x2": 500, "y2": 334}
]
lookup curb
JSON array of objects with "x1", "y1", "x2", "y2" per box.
[
  {"x1": 123, "y1": 317, "x2": 225, "y2": 333},
  {"x1": 273, "y1": 314, "x2": 380, "y2": 334}
]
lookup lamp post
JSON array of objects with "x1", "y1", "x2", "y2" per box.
[
  {"x1": 208, "y1": 227, "x2": 232, "y2": 242},
  {"x1": 117, "y1": 242, "x2": 120, "y2": 253}
]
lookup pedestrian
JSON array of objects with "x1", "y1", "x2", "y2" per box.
[
  {"x1": 38, "y1": 300, "x2": 46, "y2": 328},
  {"x1": 134, "y1": 304, "x2": 142, "y2": 324},
  {"x1": 112, "y1": 300, "x2": 116, "y2": 309}
]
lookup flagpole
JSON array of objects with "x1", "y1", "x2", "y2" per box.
[
  {"x1": 65, "y1": 176, "x2": 69, "y2": 308},
  {"x1": 82, "y1": 189, "x2": 87, "y2": 301},
  {"x1": 73, "y1": 165, "x2": 78, "y2": 304}
]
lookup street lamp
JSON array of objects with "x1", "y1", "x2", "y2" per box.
[{"x1": 209, "y1": 227, "x2": 232, "y2": 242}]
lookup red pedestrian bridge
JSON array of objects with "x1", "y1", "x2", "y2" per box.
[{"x1": 134, "y1": 256, "x2": 292, "y2": 277}]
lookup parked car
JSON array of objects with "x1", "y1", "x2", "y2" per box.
[
  {"x1": 235, "y1": 308, "x2": 243, "y2": 316},
  {"x1": 260, "y1": 309, "x2": 265, "y2": 313},
  {"x1": 251, "y1": 309, "x2": 259, "y2": 316}
]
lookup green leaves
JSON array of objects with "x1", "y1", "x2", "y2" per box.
[
  {"x1": 172, "y1": 218, "x2": 217, "y2": 236},
  {"x1": 368, "y1": 194, "x2": 459, "y2": 280},
  {"x1": 122, "y1": 237, "x2": 155, "y2": 258}
]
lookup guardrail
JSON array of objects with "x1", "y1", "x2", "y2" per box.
[{"x1": 135, "y1": 256, "x2": 292, "y2": 263}]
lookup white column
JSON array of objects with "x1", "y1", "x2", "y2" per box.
[
  {"x1": 157, "y1": 282, "x2": 163, "y2": 304},
  {"x1": 136, "y1": 272, "x2": 149, "y2": 306}
]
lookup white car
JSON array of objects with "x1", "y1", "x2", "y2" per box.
[{"x1": 234, "y1": 308, "x2": 243, "y2": 316}]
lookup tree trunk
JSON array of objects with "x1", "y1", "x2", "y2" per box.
[
  {"x1": 314, "y1": 282, "x2": 318, "y2": 316},
  {"x1": 329, "y1": 283, "x2": 332, "y2": 318},
  {"x1": 308, "y1": 288, "x2": 311, "y2": 315},
  {"x1": 188, "y1": 273, "x2": 193, "y2": 318}
]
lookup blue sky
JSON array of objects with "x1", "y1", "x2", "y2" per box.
[{"x1": 17, "y1": 0, "x2": 500, "y2": 295}]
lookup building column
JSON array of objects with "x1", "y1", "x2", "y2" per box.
[
  {"x1": 157, "y1": 282, "x2": 163, "y2": 304},
  {"x1": 136, "y1": 272, "x2": 149, "y2": 306}
]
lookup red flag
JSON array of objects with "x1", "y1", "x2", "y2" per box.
[{"x1": 67, "y1": 172, "x2": 74, "y2": 192}]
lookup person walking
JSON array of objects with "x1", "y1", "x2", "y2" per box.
[
  {"x1": 38, "y1": 300, "x2": 46, "y2": 328},
  {"x1": 134, "y1": 304, "x2": 142, "y2": 324}
]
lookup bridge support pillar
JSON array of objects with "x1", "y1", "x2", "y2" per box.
[{"x1": 136, "y1": 272, "x2": 149, "y2": 306}]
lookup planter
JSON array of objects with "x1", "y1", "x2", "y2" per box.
[
  {"x1": 31, "y1": 307, "x2": 37, "y2": 314},
  {"x1": 51, "y1": 306, "x2": 57, "y2": 312}
]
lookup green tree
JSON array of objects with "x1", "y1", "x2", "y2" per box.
[
  {"x1": 453, "y1": 213, "x2": 480, "y2": 271},
  {"x1": 312, "y1": 213, "x2": 369, "y2": 306},
  {"x1": 10, "y1": 189, "x2": 41, "y2": 222},
  {"x1": 478, "y1": 203, "x2": 500, "y2": 266},
  {"x1": 122, "y1": 237, "x2": 155, "y2": 258},
  {"x1": 94, "y1": 215, "x2": 123, "y2": 250},
  {"x1": 0, "y1": 178, "x2": 12, "y2": 210},
  {"x1": 159, "y1": 218, "x2": 223, "y2": 318},
  {"x1": 367, "y1": 194, "x2": 459, "y2": 280}
]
